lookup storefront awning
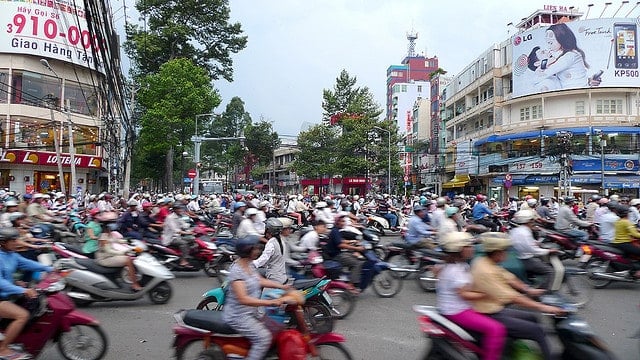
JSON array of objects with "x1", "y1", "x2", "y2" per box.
[
  {"x1": 442, "y1": 174, "x2": 471, "y2": 189},
  {"x1": 491, "y1": 175, "x2": 528, "y2": 185}
]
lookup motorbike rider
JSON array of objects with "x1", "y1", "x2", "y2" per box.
[
  {"x1": 285, "y1": 195, "x2": 303, "y2": 226},
  {"x1": 471, "y1": 232, "x2": 565, "y2": 360},
  {"x1": 430, "y1": 197, "x2": 447, "y2": 230},
  {"x1": 222, "y1": 235, "x2": 291, "y2": 360},
  {"x1": 405, "y1": 206, "x2": 436, "y2": 249},
  {"x1": 0, "y1": 199, "x2": 20, "y2": 227},
  {"x1": 472, "y1": 194, "x2": 498, "y2": 232},
  {"x1": 611, "y1": 205, "x2": 640, "y2": 278},
  {"x1": 536, "y1": 198, "x2": 553, "y2": 221},
  {"x1": 313, "y1": 201, "x2": 334, "y2": 228},
  {"x1": 118, "y1": 200, "x2": 142, "y2": 240},
  {"x1": 554, "y1": 196, "x2": 591, "y2": 243},
  {"x1": 253, "y1": 218, "x2": 288, "y2": 284},
  {"x1": 237, "y1": 208, "x2": 260, "y2": 239},
  {"x1": 597, "y1": 201, "x2": 619, "y2": 244},
  {"x1": 161, "y1": 205, "x2": 194, "y2": 268},
  {"x1": 82, "y1": 208, "x2": 102, "y2": 258},
  {"x1": 376, "y1": 195, "x2": 399, "y2": 232},
  {"x1": 510, "y1": 210, "x2": 555, "y2": 291},
  {"x1": 94, "y1": 211, "x2": 143, "y2": 291},
  {"x1": 438, "y1": 206, "x2": 463, "y2": 242},
  {"x1": 231, "y1": 201, "x2": 247, "y2": 238},
  {"x1": 436, "y1": 231, "x2": 506, "y2": 360},
  {"x1": 628, "y1": 199, "x2": 640, "y2": 226},
  {"x1": 299, "y1": 220, "x2": 328, "y2": 251},
  {"x1": 326, "y1": 214, "x2": 365, "y2": 293},
  {"x1": 0, "y1": 227, "x2": 53, "y2": 360},
  {"x1": 137, "y1": 203, "x2": 161, "y2": 240},
  {"x1": 585, "y1": 194, "x2": 601, "y2": 222},
  {"x1": 26, "y1": 194, "x2": 53, "y2": 223}
]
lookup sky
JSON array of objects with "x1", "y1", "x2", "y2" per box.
[{"x1": 113, "y1": 0, "x2": 639, "y2": 136}]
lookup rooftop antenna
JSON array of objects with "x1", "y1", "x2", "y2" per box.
[{"x1": 406, "y1": 30, "x2": 418, "y2": 58}]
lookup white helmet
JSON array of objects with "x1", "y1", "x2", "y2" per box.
[
  {"x1": 245, "y1": 208, "x2": 258, "y2": 216},
  {"x1": 526, "y1": 199, "x2": 537, "y2": 207},
  {"x1": 513, "y1": 209, "x2": 536, "y2": 224}
]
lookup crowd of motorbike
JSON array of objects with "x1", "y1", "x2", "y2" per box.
[{"x1": 0, "y1": 189, "x2": 638, "y2": 359}]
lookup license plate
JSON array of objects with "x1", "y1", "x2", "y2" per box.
[
  {"x1": 322, "y1": 291, "x2": 333, "y2": 305},
  {"x1": 579, "y1": 254, "x2": 591, "y2": 263}
]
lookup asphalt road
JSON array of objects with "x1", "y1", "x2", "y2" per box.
[{"x1": 38, "y1": 235, "x2": 640, "y2": 360}]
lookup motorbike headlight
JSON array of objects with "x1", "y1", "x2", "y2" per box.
[{"x1": 205, "y1": 242, "x2": 217, "y2": 250}]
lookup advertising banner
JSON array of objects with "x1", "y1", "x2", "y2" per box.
[
  {"x1": 512, "y1": 18, "x2": 639, "y2": 98},
  {"x1": 0, "y1": 1, "x2": 104, "y2": 72},
  {"x1": 0, "y1": 149, "x2": 102, "y2": 169},
  {"x1": 572, "y1": 158, "x2": 638, "y2": 172}
]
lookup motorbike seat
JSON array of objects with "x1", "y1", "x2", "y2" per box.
[
  {"x1": 182, "y1": 309, "x2": 237, "y2": 335},
  {"x1": 76, "y1": 258, "x2": 122, "y2": 274},
  {"x1": 414, "y1": 248, "x2": 444, "y2": 258},
  {"x1": 592, "y1": 244, "x2": 624, "y2": 255},
  {"x1": 292, "y1": 278, "x2": 322, "y2": 290},
  {"x1": 389, "y1": 242, "x2": 413, "y2": 250}
]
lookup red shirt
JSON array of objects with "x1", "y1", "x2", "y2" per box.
[{"x1": 155, "y1": 207, "x2": 170, "y2": 223}]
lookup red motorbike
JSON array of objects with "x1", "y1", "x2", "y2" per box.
[
  {"x1": 580, "y1": 241, "x2": 640, "y2": 288},
  {"x1": 0, "y1": 272, "x2": 108, "y2": 360},
  {"x1": 172, "y1": 292, "x2": 353, "y2": 360},
  {"x1": 145, "y1": 235, "x2": 219, "y2": 276}
]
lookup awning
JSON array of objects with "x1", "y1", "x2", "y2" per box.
[
  {"x1": 491, "y1": 175, "x2": 527, "y2": 185},
  {"x1": 442, "y1": 174, "x2": 471, "y2": 189},
  {"x1": 473, "y1": 127, "x2": 640, "y2": 147}
]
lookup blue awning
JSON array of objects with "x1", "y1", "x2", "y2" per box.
[
  {"x1": 474, "y1": 127, "x2": 640, "y2": 147},
  {"x1": 491, "y1": 175, "x2": 528, "y2": 185}
]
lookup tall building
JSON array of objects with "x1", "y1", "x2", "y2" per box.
[{"x1": 0, "y1": 1, "x2": 127, "y2": 195}]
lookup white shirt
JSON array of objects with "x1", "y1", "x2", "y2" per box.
[
  {"x1": 299, "y1": 230, "x2": 320, "y2": 250},
  {"x1": 598, "y1": 211, "x2": 619, "y2": 243},
  {"x1": 436, "y1": 263, "x2": 473, "y2": 316},
  {"x1": 236, "y1": 218, "x2": 258, "y2": 239},
  {"x1": 629, "y1": 206, "x2": 640, "y2": 225},
  {"x1": 253, "y1": 236, "x2": 287, "y2": 284},
  {"x1": 430, "y1": 208, "x2": 446, "y2": 230},
  {"x1": 510, "y1": 225, "x2": 549, "y2": 260},
  {"x1": 254, "y1": 211, "x2": 266, "y2": 234}
]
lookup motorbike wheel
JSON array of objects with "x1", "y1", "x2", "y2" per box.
[
  {"x1": 203, "y1": 260, "x2": 217, "y2": 277},
  {"x1": 585, "y1": 259, "x2": 613, "y2": 289},
  {"x1": 375, "y1": 223, "x2": 386, "y2": 236},
  {"x1": 326, "y1": 289, "x2": 355, "y2": 319},
  {"x1": 315, "y1": 342, "x2": 354, "y2": 360},
  {"x1": 558, "y1": 274, "x2": 592, "y2": 308},
  {"x1": 176, "y1": 340, "x2": 206, "y2": 360},
  {"x1": 216, "y1": 260, "x2": 233, "y2": 284},
  {"x1": 372, "y1": 270, "x2": 403, "y2": 298},
  {"x1": 196, "y1": 296, "x2": 223, "y2": 311},
  {"x1": 57, "y1": 324, "x2": 108, "y2": 360},
  {"x1": 373, "y1": 247, "x2": 386, "y2": 260},
  {"x1": 302, "y1": 301, "x2": 334, "y2": 334},
  {"x1": 416, "y1": 267, "x2": 438, "y2": 292},
  {"x1": 148, "y1": 281, "x2": 172, "y2": 304},
  {"x1": 386, "y1": 254, "x2": 414, "y2": 279},
  {"x1": 195, "y1": 347, "x2": 225, "y2": 360}
]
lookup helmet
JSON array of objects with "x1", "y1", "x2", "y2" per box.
[
  {"x1": 630, "y1": 199, "x2": 640, "y2": 206},
  {"x1": 326, "y1": 200, "x2": 335, "y2": 206},
  {"x1": 436, "y1": 197, "x2": 447, "y2": 207},
  {"x1": 525, "y1": 199, "x2": 537, "y2": 207},
  {"x1": 615, "y1": 204, "x2": 630, "y2": 217},
  {"x1": 479, "y1": 232, "x2": 511, "y2": 252},
  {"x1": 513, "y1": 210, "x2": 536, "y2": 224},
  {"x1": 609, "y1": 194, "x2": 620, "y2": 202},
  {"x1": 245, "y1": 208, "x2": 258, "y2": 217},
  {"x1": 413, "y1": 205, "x2": 425, "y2": 213},
  {"x1": 127, "y1": 199, "x2": 138, "y2": 207},
  {"x1": 236, "y1": 235, "x2": 260, "y2": 258},
  {"x1": 353, "y1": 195, "x2": 359, "y2": 201},
  {"x1": 4, "y1": 199, "x2": 18, "y2": 207},
  {"x1": 259, "y1": 200, "x2": 271, "y2": 209},
  {"x1": 9, "y1": 212, "x2": 26, "y2": 223},
  {"x1": 524, "y1": 195, "x2": 533, "y2": 200},
  {"x1": 234, "y1": 202, "x2": 247, "y2": 210},
  {"x1": 235, "y1": 194, "x2": 243, "y2": 201},
  {"x1": 142, "y1": 202, "x2": 153, "y2": 210},
  {"x1": 598, "y1": 198, "x2": 609, "y2": 205},
  {"x1": 590, "y1": 194, "x2": 602, "y2": 202},
  {"x1": 277, "y1": 217, "x2": 294, "y2": 229},
  {"x1": 315, "y1": 201, "x2": 327, "y2": 209},
  {"x1": 564, "y1": 196, "x2": 576, "y2": 204},
  {"x1": 22, "y1": 193, "x2": 32, "y2": 200},
  {"x1": 265, "y1": 218, "x2": 283, "y2": 235},
  {"x1": 445, "y1": 206, "x2": 460, "y2": 217},
  {"x1": 0, "y1": 228, "x2": 19, "y2": 242},
  {"x1": 441, "y1": 232, "x2": 474, "y2": 253},
  {"x1": 89, "y1": 208, "x2": 101, "y2": 217},
  {"x1": 476, "y1": 194, "x2": 486, "y2": 201}
]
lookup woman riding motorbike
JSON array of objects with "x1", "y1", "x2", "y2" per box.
[{"x1": 611, "y1": 204, "x2": 640, "y2": 278}]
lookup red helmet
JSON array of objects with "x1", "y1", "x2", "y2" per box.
[
  {"x1": 476, "y1": 194, "x2": 485, "y2": 201},
  {"x1": 89, "y1": 208, "x2": 101, "y2": 217},
  {"x1": 235, "y1": 194, "x2": 243, "y2": 201}
]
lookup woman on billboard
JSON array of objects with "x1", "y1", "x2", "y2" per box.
[{"x1": 529, "y1": 23, "x2": 602, "y2": 90}]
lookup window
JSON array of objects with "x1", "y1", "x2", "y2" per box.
[
  {"x1": 531, "y1": 105, "x2": 542, "y2": 119},
  {"x1": 392, "y1": 84, "x2": 400, "y2": 93},
  {"x1": 0, "y1": 71, "x2": 8, "y2": 103},
  {"x1": 11, "y1": 71, "x2": 61, "y2": 107},
  {"x1": 596, "y1": 99, "x2": 623, "y2": 114},
  {"x1": 401, "y1": 85, "x2": 407, "y2": 92},
  {"x1": 417, "y1": 85, "x2": 422, "y2": 92},
  {"x1": 575, "y1": 101, "x2": 585, "y2": 115},
  {"x1": 65, "y1": 82, "x2": 98, "y2": 116},
  {"x1": 520, "y1": 107, "x2": 530, "y2": 121}
]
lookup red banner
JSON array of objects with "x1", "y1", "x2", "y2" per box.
[{"x1": 0, "y1": 149, "x2": 102, "y2": 169}]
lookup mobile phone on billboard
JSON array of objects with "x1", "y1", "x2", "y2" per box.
[
  {"x1": 540, "y1": 59, "x2": 548, "y2": 70},
  {"x1": 614, "y1": 23, "x2": 637, "y2": 69}
]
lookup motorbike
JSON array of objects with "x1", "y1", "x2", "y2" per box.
[
  {"x1": 414, "y1": 294, "x2": 616, "y2": 360},
  {"x1": 173, "y1": 291, "x2": 354, "y2": 360},
  {"x1": 0, "y1": 272, "x2": 108, "y2": 360},
  {"x1": 209, "y1": 236, "x2": 237, "y2": 282},
  {"x1": 196, "y1": 278, "x2": 336, "y2": 334},
  {"x1": 144, "y1": 235, "x2": 219, "y2": 276},
  {"x1": 383, "y1": 242, "x2": 445, "y2": 290},
  {"x1": 54, "y1": 244, "x2": 175, "y2": 306},
  {"x1": 580, "y1": 241, "x2": 640, "y2": 288}
]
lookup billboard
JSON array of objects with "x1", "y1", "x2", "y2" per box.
[
  {"x1": 512, "y1": 18, "x2": 640, "y2": 98},
  {"x1": 0, "y1": 1, "x2": 105, "y2": 72}
]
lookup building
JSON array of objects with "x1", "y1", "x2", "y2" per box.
[
  {"x1": 0, "y1": 1, "x2": 126, "y2": 196},
  {"x1": 440, "y1": 7, "x2": 640, "y2": 202}
]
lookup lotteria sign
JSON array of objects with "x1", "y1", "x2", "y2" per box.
[
  {"x1": 0, "y1": 0, "x2": 105, "y2": 72},
  {"x1": 0, "y1": 149, "x2": 102, "y2": 169}
]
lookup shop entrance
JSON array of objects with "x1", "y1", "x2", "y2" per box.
[
  {"x1": 34, "y1": 171, "x2": 68, "y2": 193},
  {"x1": 518, "y1": 186, "x2": 540, "y2": 200}
]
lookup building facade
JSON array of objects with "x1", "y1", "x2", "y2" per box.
[{"x1": 440, "y1": 8, "x2": 640, "y2": 202}]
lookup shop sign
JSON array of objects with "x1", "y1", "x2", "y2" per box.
[{"x1": 0, "y1": 150, "x2": 102, "y2": 169}]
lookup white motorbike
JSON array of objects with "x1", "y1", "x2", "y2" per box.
[{"x1": 55, "y1": 240, "x2": 175, "y2": 306}]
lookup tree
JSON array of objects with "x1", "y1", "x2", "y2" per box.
[
  {"x1": 134, "y1": 59, "x2": 220, "y2": 190},
  {"x1": 125, "y1": 0, "x2": 247, "y2": 81},
  {"x1": 244, "y1": 120, "x2": 280, "y2": 166},
  {"x1": 322, "y1": 69, "x2": 382, "y2": 124},
  {"x1": 292, "y1": 124, "x2": 339, "y2": 179}
]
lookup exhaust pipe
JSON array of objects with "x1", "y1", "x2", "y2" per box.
[
  {"x1": 591, "y1": 272, "x2": 634, "y2": 282},
  {"x1": 66, "y1": 291, "x2": 95, "y2": 301}
]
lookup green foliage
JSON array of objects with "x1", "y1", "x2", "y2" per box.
[
  {"x1": 292, "y1": 124, "x2": 339, "y2": 178},
  {"x1": 244, "y1": 121, "x2": 280, "y2": 166},
  {"x1": 125, "y1": 0, "x2": 247, "y2": 81},
  {"x1": 322, "y1": 69, "x2": 382, "y2": 123}
]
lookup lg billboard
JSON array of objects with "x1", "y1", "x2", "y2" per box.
[{"x1": 512, "y1": 18, "x2": 639, "y2": 98}]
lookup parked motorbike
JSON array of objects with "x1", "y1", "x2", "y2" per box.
[
  {"x1": 196, "y1": 278, "x2": 336, "y2": 334},
  {"x1": 144, "y1": 235, "x2": 219, "y2": 276},
  {"x1": 414, "y1": 294, "x2": 615, "y2": 360},
  {"x1": 0, "y1": 272, "x2": 108, "y2": 360},
  {"x1": 55, "y1": 245, "x2": 174, "y2": 306},
  {"x1": 580, "y1": 242, "x2": 640, "y2": 288},
  {"x1": 173, "y1": 291, "x2": 353, "y2": 360}
]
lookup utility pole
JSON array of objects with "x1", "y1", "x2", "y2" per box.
[
  {"x1": 66, "y1": 98, "x2": 77, "y2": 196},
  {"x1": 192, "y1": 135, "x2": 245, "y2": 196},
  {"x1": 46, "y1": 96, "x2": 65, "y2": 194}
]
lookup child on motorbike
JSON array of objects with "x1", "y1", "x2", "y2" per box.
[
  {"x1": 223, "y1": 235, "x2": 291, "y2": 360},
  {"x1": 0, "y1": 227, "x2": 53, "y2": 360},
  {"x1": 436, "y1": 231, "x2": 506, "y2": 360}
]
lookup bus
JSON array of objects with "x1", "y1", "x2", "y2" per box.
[{"x1": 200, "y1": 179, "x2": 224, "y2": 194}]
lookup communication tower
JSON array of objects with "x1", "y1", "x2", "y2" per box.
[{"x1": 406, "y1": 30, "x2": 418, "y2": 57}]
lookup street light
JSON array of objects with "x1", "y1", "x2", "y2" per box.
[
  {"x1": 181, "y1": 150, "x2": 189, "y2": 193},
  {"x1": 41, "y1": 59, "x2": 77, "y2": 195},
  {"x1": 373, "y1": 126, "x2": 391, "y2": 194}
]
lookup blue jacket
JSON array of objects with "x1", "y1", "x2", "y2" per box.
[
  {"x1": 472, "y1": 202, "x2": 494, "y2": 221},
  {"x1": 0, "y1": 250, "x2": 53, "y2": 298},
  {"x1": 405, "y1": 215, "x2": 433, "y2": 245}
]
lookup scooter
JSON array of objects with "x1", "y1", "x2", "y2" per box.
[
  {"x1": 383, "y1": 243, "x2": 446, "y2": 290},
  {"x1": 173, "y1": 292, "x2": 354, "y2": 360},
  {"x1": 580, "y1": 241, "x2": 640, "y2": 288},
  {"x1": 54, "y1": 246, "x2": 175, "y2": 306},
  {"x1": 0, "y1": 272, "x2": 108, "y2": 360},
  {"x1": 196, "y1": 278, "x2": 336, "y2": 334},
  {"x1": 144, "y1": 235, "x2": 219, "y2": 277},
  {"x1": 414, "y1": 294, "x2": 615, "y2": 360}
]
